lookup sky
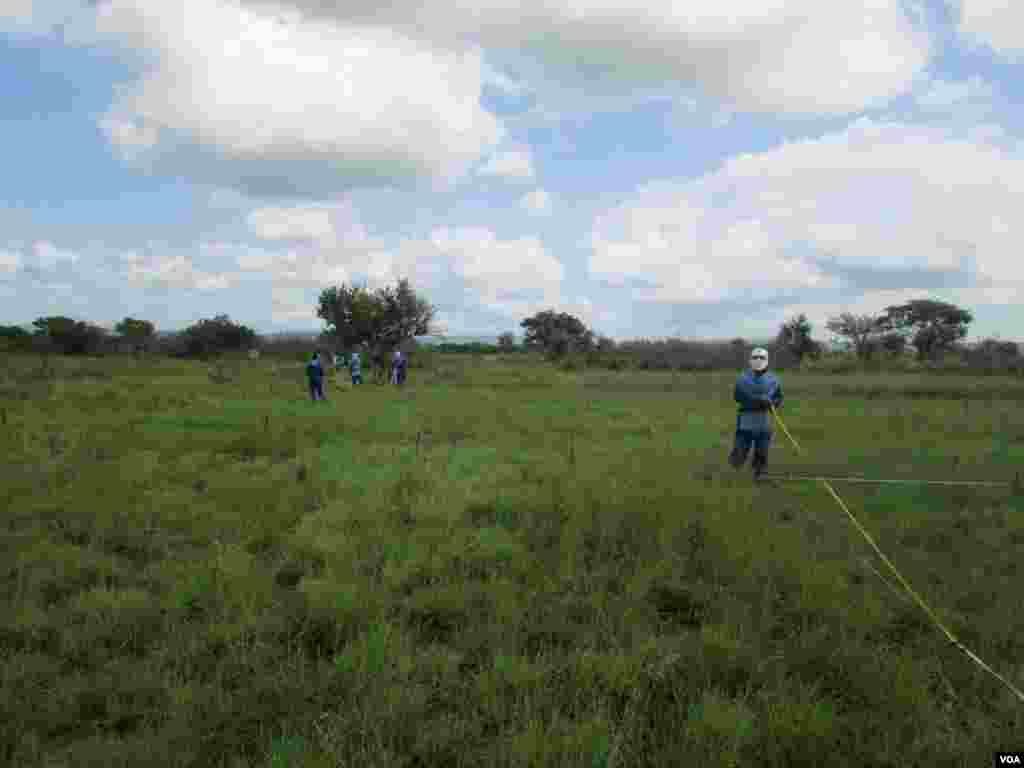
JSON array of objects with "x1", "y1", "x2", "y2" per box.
[{"x1": 1, "y1": 0, "x2": 1022, "y2": 343}]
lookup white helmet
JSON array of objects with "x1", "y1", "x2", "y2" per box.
[{"x1": 750, "y1": 347, "x2": 769, "y2": 372}]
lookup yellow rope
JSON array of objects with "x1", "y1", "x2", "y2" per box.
[{"x1": 768, "y1": 402, "x2": 1024, "y2": 705}]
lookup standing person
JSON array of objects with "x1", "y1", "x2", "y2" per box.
[
  {"x1": 392, "y1": 349, "x2": 408, "y2": 386},
  {"x1": 372, "y1": 345, "x2": 387, "y2": 385},
  {"x1": 729, "y1": 347, "x2": 783, "y2": 482},
  {"x1": 348, "y1": 350, "x2": 362, "y2": 385},
  {"x1": 306, "y1": 350, "x2": 325, "y2": 401}
]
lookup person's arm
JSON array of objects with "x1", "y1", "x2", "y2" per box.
[
  {"x1": 771, "y1": 380, "x2": 783, "y2": 409},
  {"x1": 735, "y1": 378, "x2": 761, "y2": 410}
]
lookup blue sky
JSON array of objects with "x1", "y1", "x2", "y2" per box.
[{"x1": 1, "y1": 0, "x2": 1022, "y2": 343}]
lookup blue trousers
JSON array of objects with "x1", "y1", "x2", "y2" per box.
[
  {"x1": 351, "y1": 373, "x2": 362, "y2": 385},
  {"x1": 730, "y1": 429, "x2": 772, "y2": 476},
  {"x1": 309, "y1": 380, "x2": 324, "y2": 400}
]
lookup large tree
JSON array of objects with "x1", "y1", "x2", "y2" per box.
[
  {"x1": 520, "y1": 310, "x2": 594, "y2": 358},
  {"x1": 825, "y1": 312, "x2": 883, "y2": 359},
  {"x1": 31, "y1": 316, "x2": 108, "y2": 355},
  {"x1": 376, "y1": 279, "x2": 436, "y2": 347},
  {"x1": 114, "y1": 317, "x2": 156, "y2": 353},
  {"x1": 776, "y1": 313, "x2": 820, "y2": 362},
  {"x1": 317, "y1": 278, "x2": 436, "y2": 357},
  {"x1": 182, "y1": 314, "x2": 256, "y2": 358},
  {"x1": 876, "y1": 299, "x2": 973, "y2": 361}
]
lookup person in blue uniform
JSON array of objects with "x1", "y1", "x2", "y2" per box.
[
  {"x1": 730, "y1": 347, "x2": 783, "y2": 482},
  {"x1": 306, "y1": 350, "x2": 325, "y2": 401}
]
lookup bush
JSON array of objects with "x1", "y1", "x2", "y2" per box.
[
  {"x1": 0, "y1": 326, "x2": 33, "y2": 353},
  {"x1": 254, "y1": 334, "x2": 320, "y2": 360},
  {"x1": 181, "y1": 315, "x2": 257, "y2": 358},
  {"x1": 153, "y1": 333, "x2": 192, "y2": 359},
  {"x1": 616, "y1": 338, "x2": 754, "y2": 371},
  {"x1": 959, "y1": 339, "x2": 1022, "y2": 374},
  {"x1": 435, "y1": 342, "x2": 500, "y2": 355},
  {"x1": 30, "y1": 316, "x2": 108, "y2": 355}
]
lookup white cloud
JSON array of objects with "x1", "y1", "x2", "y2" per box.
[
  {"x1": 589, "y1": 118, "x2": 1024, "y2": 306},
  {"x1": 271, "y1": 288, "x2": 319, "y2": 324},
  {"x1": 231, "y1": 243, "x2": 352, "y2": 287},
  {"x1": 31, "y1": 241, "x2": 80, "y2": 271},
  {"x1": 247, "y1": 205, "x2": 338, "y2": 245},
  {"x1": 481, "y1": 58, "x2": 530, "y2": 96},
  {"x1": 207, "y1": 187, "x2": 254, "y2": 210},
  {"x1": 122, "y1": 250, "x2": 233, "y2": 292},
  {"x1": 225, "y1": 198, "x2": 386, "y2": 287},
  {"x1": 956, "y1": 0, "x2": 1024, "y2": 57},
  {"x1": 319, "y1": 225, "x2": 570, "y2": 323},
  {"x1": 521, "y1": 188, "x2": 552, "y2": 215},
  {"x1": 247, "y1": 0, "x2": 933, "y2": 116},
  {"x1": 90, "y1": 0, "x2": 504, "y2": 198},
  {"x1": 430, "y1": 226, "x2": 564, "y2": 306},
  {"x1": 0, "y1": 0, "x2": 34, "y2": 23},
  {"x1": 477, "y1": 146, "x2": 536, "y2": 181},
  {"x1": 913, "y1": 75, "x2": 995, "y2": 111},
  {"x1": 0, "y1": 250, "x2": 21, "y2": 279}
]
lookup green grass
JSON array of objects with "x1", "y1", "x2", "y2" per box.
[{"x1": 2, "y1": 353, "x2": 1023, "y2": 767}]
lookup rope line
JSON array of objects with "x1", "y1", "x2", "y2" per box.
[
  {"x1": 763, "y1": 474, "x2": 1010, "y2": 488},
  {"x1": 768, "y1": 402, "x2": 1024, "y2": 705}
]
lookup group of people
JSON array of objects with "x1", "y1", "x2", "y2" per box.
[
  {"x1": 304, "y1": 342, "x2": 785, "y2": 483},
  {"x1": 305, "y1": 347, "x2": 407, "y2": 401}
]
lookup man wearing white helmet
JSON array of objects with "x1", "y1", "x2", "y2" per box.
[{"x1": 729, "y1": 347, "x2": 784, "y2": 482}]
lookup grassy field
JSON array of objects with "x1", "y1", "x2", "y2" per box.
[{"x1": 2, "y1": 353, "x2": 1023, "y2": 767}]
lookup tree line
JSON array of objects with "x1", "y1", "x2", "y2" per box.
[{"x1": 1, "y1": 280, "x2": 1019, "y2": 373}]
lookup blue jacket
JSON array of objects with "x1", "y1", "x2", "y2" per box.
[
  {"x1": 349, "y1": 353, "x2": 361, "y2": 373},
  {"x1": 306, "y1": 358, "x2": 323, "y2": 383},
  {"x1": 734, "y1": 370, "x2": 783, "y2": 432}
]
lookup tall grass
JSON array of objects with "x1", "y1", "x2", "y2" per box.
[{"x1": 1, "y1": 353, "x2": 1022, "y2": 767}]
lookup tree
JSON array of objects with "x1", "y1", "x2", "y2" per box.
[
  {"x1": 114, "y1": 317, "x2": 156, "y2": 354},
  {"x1": 0, "y1": 325, "x2": 29, "y2": 338},
  {"x1": 876, "y1": 299, "x2": 973, "y2": 361},
  {"x1": 776, "y1": 313, "x2": 820, "y2": 362},
  {"x1": 31, "y1": 316, "x2": 108, "y2": 355},
  {"x1": 317, "y1": 283, "x2": 382, "y2": 352},
  {"x1": 497, "y1": 332, "x2": 516, "y2": 352},
  {"x1": 596, "y1": 335, "x2": 616, "y2": 354},
  {"x1": 376, "y1": 279, "x2": 436, "y2": 349},
  {"x1": 317, "y1": 278, "x2": 437, "y2": 362},
  {"x1": 0, "y1": 324, "x2": 31, "y2": 351},
  {"x1": 520, "y1": 310, "x2": 594, "y2": 359},
  {"x1": 182, "y1": 314, "x2": 256, "y2": 358},
  {"x1": 825, "y1": 313, "x2": 882, "y2": 360},
  {"x1": 962, "y1": 338, "x2": 1019, "y2": 370},
  {"x1": 880, "y1": 332, "x2": 907, "y2": 357}
]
